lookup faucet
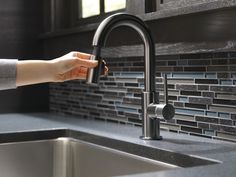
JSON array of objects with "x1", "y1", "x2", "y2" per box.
[{"x1": 87, "y1": 13, "x2": 175, "y2": 140}]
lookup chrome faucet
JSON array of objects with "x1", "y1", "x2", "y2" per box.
[{"x1": 87, "y1": 13, "x2": 175, "y2": 140}]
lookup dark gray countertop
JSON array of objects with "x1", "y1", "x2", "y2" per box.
[{"x1": 0, "y1": 113, "x2": 236, "y2": 177}]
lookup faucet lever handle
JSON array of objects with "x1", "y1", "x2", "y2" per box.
[
  {"x1": 164, "y1": 74, "x2": 168, "y2": 104},
  {"x1": 147, "y1": 73, "x2": 175, "y2": 120}
]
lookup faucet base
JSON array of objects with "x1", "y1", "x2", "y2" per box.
[{"x1": 140, "y1": 136, "x2": 163, "y2": 140}]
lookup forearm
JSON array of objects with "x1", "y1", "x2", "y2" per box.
[
  {"x1": 16, "y1": 60, "x2": 54, "y2": 87},
  {"x1": 2, "y1": 52, "x2": 97, "y2": 89}
]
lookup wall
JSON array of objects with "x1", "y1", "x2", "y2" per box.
[
  {"x1": 0, "y1": 0, "x2": 48, "y2": 113},
  {"x1": 49, "y1": 51, "x2": 236, "y2": 142},
  {"x1": 45, "y1": 7, "x2": 236, "y2": 142}
]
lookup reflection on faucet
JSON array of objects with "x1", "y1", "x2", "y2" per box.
[{"x1": 87, "y1": 13, "x2": 175, "y2": 140}]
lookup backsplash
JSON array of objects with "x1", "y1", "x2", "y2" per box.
[{"x1": 50, "y1": 52, "x2": 236, "y2": 142}]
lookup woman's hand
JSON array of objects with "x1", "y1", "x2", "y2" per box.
[
  {"x1": 50, "y1": 51, "x2": 98, "y2": 82},
  {"x1": 16, "y1": 51, "x2": 107, "y2": 87}
]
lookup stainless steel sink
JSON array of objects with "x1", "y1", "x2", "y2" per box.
[
  {"x1": 0, "y1": 129, "x2": 220, "y2": 177},
  {"x1": 0, "y1": 137, "x2": 178, "y2": 177}
]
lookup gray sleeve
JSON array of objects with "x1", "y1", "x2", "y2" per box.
[{"x1": 0, "y1": 59, "x2": 18, "y2": 90}]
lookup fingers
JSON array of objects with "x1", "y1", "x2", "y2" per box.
[
  {"x1": 76, "y1": 58, "x2": 98, "y2": 68},
  {"x1": 69, "y1": 51, "x2": 97, "y2": 68},
  {"x1": 71, "y1": 52, "x2": 91, "y2": 60}
]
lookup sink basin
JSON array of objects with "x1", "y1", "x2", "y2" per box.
[
  {"x1": 0, "y1": 137, "x2": 177, "y2": 177},
  {"x1": 0, "y1": 129, "x2": 219, "y2": 177}
]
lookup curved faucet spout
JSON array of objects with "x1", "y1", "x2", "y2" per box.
[
  {"x1": 87, "y1": 13, "x2": 156, "y2": 93},
  {"x1": 87, "y1": 13, "x2": 175, "y2": 140}
]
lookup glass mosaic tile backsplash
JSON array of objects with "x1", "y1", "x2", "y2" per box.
[{"x1": 50, "y1": 52, "x2": 236, "y2": 142}]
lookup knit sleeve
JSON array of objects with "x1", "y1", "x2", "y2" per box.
[{"x1": 0, "y1": 59, "x2": 18, "y2": 90}]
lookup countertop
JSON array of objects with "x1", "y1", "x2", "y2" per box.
[{"x1": 0, "y1": 113, "x2": 236, "y2": 177}]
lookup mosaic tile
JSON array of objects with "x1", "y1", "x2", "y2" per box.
[
  {"x1": 218, "y1": 112, "x2": 230, "y2": 119},
  {"x1": 181, "y1": 126, "x2": 202, "y2": 134},
  {"x1": 176, "y1": 119, "x2": 197, "y2": 127},
  {"x1": 220, "y1": 80, "x2": 233, "y2": 85},
  {"x1": 172, "y1": 72, "x2": 204, "y2": 78},
  {"x1": 175, "y1": 108, "x2": 205, "y2": 116},
  {"x1": 174, "y1": 114, "x2": 195, "y2": 121},
  {"x1": 212, "y1": 52, "x2": 228, "y2": 58},
  {"x1": 195, "y1": 116, "x2": 219, "y2": 124},
  {"x1": 202, "y1": 92, "x2": 215, "y2": 98},
  {"x1": 188, "y1": 59, "x2": 210, "y2": 65},
  {"x1": 198, "y1": 122, "x2": 210, "y2": 129},
  {"x1": 216, "y1": 132, "x2": 236, "y2": 142},
  {"x1": 219, "y1": 118, "x2": 232, "y2": 126},
  {"x1": 184, "y1": 66, "x2": 206, "y2": 72},
  {"x1": 203, "y1": 130, "x2": 215, "y2": 136},
  {"x1": 198, "y1": 85, "x2": 209, "y2": 91},
  {"x1": 177, "y1": 59, "x2": 188, "y2": 66},
  {"x1": 160, "y1": 123, "x2": 180, "y2": 131},
  {"x1": 229, "y1": 60, "x2": 236, "y2": 64},
  {"x1": 195, "y1": 79, "x2": 218, "y2": 84},
  {"x1": 217, "y1": 73, "x2": 231, "y2": 79},
  {"x1": 207, "y1": 66, "x2": 228, "y2": 72},
  {"x1": 174, "y1": 102, "x2": 184, "y2": 107},
  {"x1": 205, "y1": 73, "x2": 217, "y2": 79},
  {"x1": 185, "y1": 103, "x2": 207, "y2": 109},
  {"x1": 189, "y1": 97, "x2": 212, "y2": 105},
  {"x1": 210, "y1": 85, "x2": 236, "y2": 94},
  {"x1": 213, "y1": 99, "x2": 236, "y2": 106},
  {"x1": 211, "y1": 59, "x2": 228, "y2": 65},
  {"x1": 50, "y1": 52, "x2": 236, "y2": 142},
  {"x1": 176, "y1": 84, "x2": 197, "y2": 91},
  {"x1": 206, "y1": 111, "x2": 217, "y2": 117},
  {"x1": 180, "y1": 90, "x2": 201, "y2": 96}
]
